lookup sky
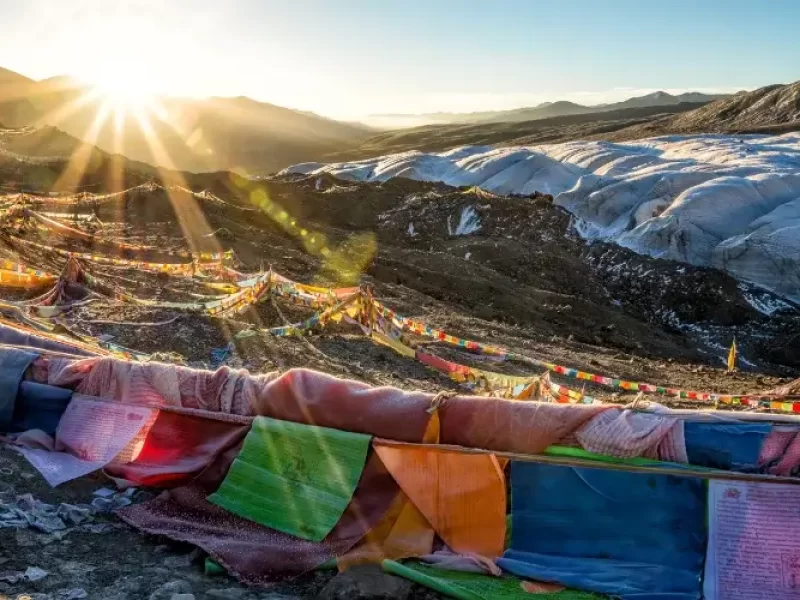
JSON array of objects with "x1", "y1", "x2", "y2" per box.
[{"x1": 1, "y1": 0, "x2": 798, "y2": 120}]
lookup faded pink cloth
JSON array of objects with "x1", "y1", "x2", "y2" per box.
[
  {"x1": 653, "y1": 420, "x2": 687, "y2": 463},
  {"x1": 758, "y1": 429, "x2": 795, "y2": 464},
  {"x1": 34, "y1": 356, "x2": 279, "y2": 415},
  {"x1": 774, "y1": 434, "x2": 800, "y2": 476},
  {"x1": 759, "y1": 429, "x2": 800, "y2": 476},
  {"x1": 30, "y1": 359, "x2": 613, "y2": 454},
  {"x1": 14, "y1": 397, "x2": 155, "y2": 487},
  {"x1": 576, "y1": 407, "x2": 685, "y2": 460},
  {"x1": 255, "y1": 368, "x2": 611, "y2": 454},
  {"x1": 421, "y1": 549, "x2": 502, "y2": 576}
]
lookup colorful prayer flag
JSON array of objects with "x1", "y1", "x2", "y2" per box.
[{"x1": 727, "y1": 339, "x2": 737, "y2": 372}]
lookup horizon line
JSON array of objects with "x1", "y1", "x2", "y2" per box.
[{"x1": 0, "y1": 63, "x2": 773, "y2": 122}]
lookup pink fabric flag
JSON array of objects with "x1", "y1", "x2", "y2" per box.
[
  {"x1": 575, "y1": 407, "x2": 681, "y2": 459},
  {"x1": 18, "y1": 396, "x2": 155, "y2": 487}
]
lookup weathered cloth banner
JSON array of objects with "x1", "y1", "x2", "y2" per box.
[{"x1": 704, "y1": 480, "x2": 800, "y2": 600}]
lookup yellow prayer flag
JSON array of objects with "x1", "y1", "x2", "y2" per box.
[
  {"x1": 371, "y1": 332, "x2": 416, "y2": 359},
  {"x1": 727, "y1": 339, "x2": 737, "y2": 372}
]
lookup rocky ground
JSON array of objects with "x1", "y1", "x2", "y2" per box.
[
  {"x1": 0, "y1": 448, "x2": 439, "y2": 600},
  {"x1": 5, "y1": 174, "x2": 799, "y2": 391},
  {"x1": 1, "y1": 172, "x2": 799, "y2": 598}
]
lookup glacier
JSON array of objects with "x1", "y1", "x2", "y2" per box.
[{"x1": 283, "y1": 133, "x2": 800, "y2": 304}]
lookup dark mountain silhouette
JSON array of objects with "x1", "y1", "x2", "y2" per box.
[{"x1": 0, "y1": 67, "x2": 372, "y2": 174}]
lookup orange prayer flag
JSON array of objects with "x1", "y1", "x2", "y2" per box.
[
  {"x1": 337, "y1": 411, "x2": 441, "y2": 569},
  {"x1": 373, "y1": 442, "x2": 506, "y2": 558},
  {"x1": 336, "y1": 487, "x2": 434, "y2": 569}
]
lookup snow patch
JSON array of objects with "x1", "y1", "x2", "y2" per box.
[
  {"x1": 739, "y1": 284, "x2": 795, "y2": 316},
  {"x1": 447, "y1": 206, "x2": 481, "y2": 236},
  {"x1": 282, "y1": 133, "x2": 800, "y2": 303}
]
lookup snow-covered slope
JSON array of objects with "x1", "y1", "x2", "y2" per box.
[{"x1": 283, "y1": 134, "x2": 800, "y2": 303}]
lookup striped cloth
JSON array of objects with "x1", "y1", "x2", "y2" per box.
[{"x1": 575, "y1": 407, "x2": 686, "y2": 461}]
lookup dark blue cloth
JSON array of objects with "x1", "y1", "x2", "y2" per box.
[
  {"x1": 11, "y1": 381, "x2": 73, "y2": 436},
  {"x1": 684, "y1": 422, "x2": 770, "y2": 471},
  {"x1": 498, "y1": 462, "x2": 706, "y2": 599},
  {"x1": 0, "y1": 348, "x2": 38, "y2": 431}
]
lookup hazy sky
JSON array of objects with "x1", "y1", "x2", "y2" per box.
[{"x1": 1, "y1": 0, "x2": 798, "y2": 119}]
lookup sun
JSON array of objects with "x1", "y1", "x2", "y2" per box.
[
  {"x1": 94, "y1": 72, "x2": 156, "y2": 113},
  {"x1": 82, "y1": 49, "x2": 160, "y2": 116}
]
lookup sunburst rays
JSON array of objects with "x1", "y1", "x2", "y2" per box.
[
  {"x1": 51, "y1": 97, "x2": 113, "y2": 192},
  {"x1": 41, "y1": 83, "x2": 373, "y2": 359},
  {"x1": 41, "y1": 84, "x2": 221, "y2": 253}
]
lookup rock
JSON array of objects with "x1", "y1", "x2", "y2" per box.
[
  {"x1": 0, "y1": 571, "x2": 24, "y2": 584},
  {"x1": 319, "y1": 565, "x2": 412, "y2": 600},
  {"x1": 0, "y1": 482, "x2": 14, "y2": 502},
  {"x1": 56, "y1": 589, "x2": 89, "y2": 600},
  {"x1": 58, "y1": 561, "x2": 96, "y2": 577},
  {"x1": 170, "y1": 595, "x2": 196, "y2": 600},
  {"x1": 163, "y1": 554, "x2": 193, "y2": 568},
  {"x1": 206, "y1": 589, "x2": 248, "y2": 600},
  {"x1": 15, "y1": 528, "x2": 42, "y2": 547},
  {"x1": 98, "y1": 574, "x2": 144, "y2": 600},
  {"x1": 76, "y1": 522, "x2": 117, "y2": 534},
  {"x1": 148, "y1": 580, "x2": 193, "y2": 600},
  {"x1": 26, "y1": 565, "x2": 49, "y2": 581},
  {"x1": 187, "y1": 548, "x2": 205, "y2": 563}
]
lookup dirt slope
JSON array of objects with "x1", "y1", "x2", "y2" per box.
[
  {"x1": 604, "y1": 81, "x2": 800, "y2": 141},
  {"x1": 0, "y1": 128, "x2": 157, "y2": 193},
  {"x1": 5, "y1": 166, "x2": 797, "y2": 390}
]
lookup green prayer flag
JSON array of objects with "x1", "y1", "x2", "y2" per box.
[
  {"x1": 204, "y1": 557, "x2": 226, "y2": 576},
  {"x1": 209, "y1": 417, "x2": 371, "y2": 541},
  {"x1": 382, "y1": 560, "x2": 607, "y2": 600}
]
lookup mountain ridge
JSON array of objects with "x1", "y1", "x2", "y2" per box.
[
  {"x1": 363, "y1": 91, "x2": 730, "y2": 128},
  {"x1": 332, "y1": 81, "x2": 800, "y2": 161},
  {"x1": 602, "y1": 81, "x2": 800, "y2": 140},
  {"x1": 0, "y1": 67, "x2": 372, "y2": 174},
  {"x1": 3, "y1": 64, "x2": 796, "y2": 175}
]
